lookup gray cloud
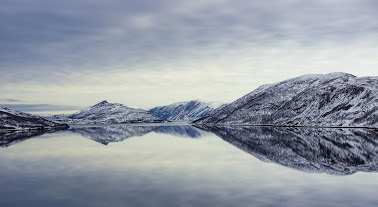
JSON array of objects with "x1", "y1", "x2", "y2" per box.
[
  {"x1": 1, "y1": 0, "x2": 377, "y2": 76},
  {"x1": 1, "y1": 0, "x2": 378, "y2": 106},
  {"x1": 0, "y1": 103, "x2": 80, "y2": 113},
  {"x1": 0, "y1": 98, "x2": 23, "y2": 103}
]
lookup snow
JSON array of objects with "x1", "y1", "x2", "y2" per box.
[
  {"x1": 0, "y1": 106, "x2": 68, "y2": 131},
  {"x1": 196, "y1": 73, "x2": 378, "y2": 128},
  {"x1": 48, "y1": 100, "x2": 223, "y2": 125},
  {"x1": 48, "y1": 100, "x2": 163, "y2": 125},
  {"x1": 149, "y1": 100, "x2": 218, "y2": 122},
  {"x1": 0, "y1": 106, "x2": 34, "y2": 118}
]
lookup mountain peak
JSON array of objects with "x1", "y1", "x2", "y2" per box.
[
  {"x1": 60, "y1": 100, "x2": 162, "y2": 124},
  {"x1": 93, "y1": 100, "x2": 110, "y2": 107},
  {"x1": 99, "y1": 100, "x2": 109, "y2": 104}
]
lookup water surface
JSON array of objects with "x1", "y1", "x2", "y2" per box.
[{"x1": 1, "y1": 125, "x2": 378, "y2": 207}]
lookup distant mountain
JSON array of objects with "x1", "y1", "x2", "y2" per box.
[
  {"x1": 149, "y1": 100, "x2": 221, "y2": 122},
  {"x1": 49, "y1": 100, "x2": 163, "y2": 124},
  {"x1": 0, "y1": 106, "x2": 68, "y2": 131},
  {"x1": 200, "y1": 125, "x2": 378, "y2": 175},
  {"x1": 195, "y1": 73, "x2": 378, "y2": 128}
]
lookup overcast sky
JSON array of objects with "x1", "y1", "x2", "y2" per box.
[{"x1": 1, "y1": 0, "x2": 378, "y2": 109}]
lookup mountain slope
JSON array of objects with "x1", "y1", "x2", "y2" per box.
[
  {"x1": 0, "y1": 106, "x2": 68, "y2": 131},
  {"x1": 195, "y1": 73, "x2": 378, "y2": 128},
  {"x1": 49, "y1": 100, "x2": 163, "y2": 124},
  {"x1": 149, "y1": 100, "x2": 219, "y2": 122}
]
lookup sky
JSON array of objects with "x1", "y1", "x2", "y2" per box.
[{"x1": 1, "y1": 0, "x2": 378, "y2": 110}]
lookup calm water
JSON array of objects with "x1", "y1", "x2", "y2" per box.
[{"x1": 1, "y1": 125, "x2": 378, "y2": 207}]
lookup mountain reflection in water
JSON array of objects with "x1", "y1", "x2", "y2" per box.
[
  {"x1": 69, "y1": 125, "x2": 206, "y2": 145},
  {"x1": 0, "y1": 129, "x2": 62, "y2": 148},
  {"x1": 199, "y1": 125, "x2": 378, "y2": 175},
  {"x1": 1, "y1": 124, "x2": 378, "y2": 207},
  {"x1": 1, "y1": 124, "x2": 378, "y2": 175},
  {"x1": 0, "y1": 124, "x2": 206, "y2": 147}
]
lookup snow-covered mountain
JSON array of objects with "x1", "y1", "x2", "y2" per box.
[
  {"x1": 149, "y1": 100, "x2": 220, "y2": 122},
  {"x1": 49, "y1": 100, "x2": 163, "y2": 124},
  {"x1": 200, "y1": 125, "x2": 378, "y2": 175},
  {"x1": 0, "y1": 106, "x2": 68, "y2": 131},
  {"x1": 195, "y1": 73, "x2": 378, "y2": 128}
]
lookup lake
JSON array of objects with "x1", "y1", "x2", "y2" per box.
[{"x1": 1, "y1": 125, "x2": 378, "y2": 207}]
